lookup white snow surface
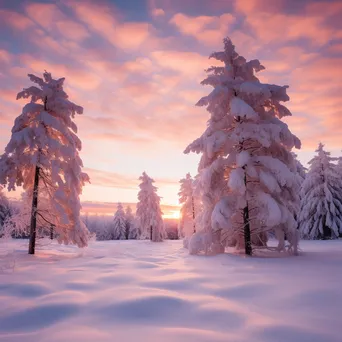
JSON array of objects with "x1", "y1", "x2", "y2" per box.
[{"x1": 0, "y1": 239, "x2": 341, "y2": 342}]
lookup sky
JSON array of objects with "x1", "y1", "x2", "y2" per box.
[{"x1": 0, "y1": 0, "x2": 341, "y2": 216}]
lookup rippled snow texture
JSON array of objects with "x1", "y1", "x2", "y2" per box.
[{"x1": 0, "y1": 239, "x2": 341, "y2": 342}]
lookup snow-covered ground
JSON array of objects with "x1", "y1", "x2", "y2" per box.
[{"x1": 0, "y1": 239, "x2": 341, "y2": 342}]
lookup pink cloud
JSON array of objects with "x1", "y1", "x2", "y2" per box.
[
  {"x1": 0, "y1": 9, "x2": 34, "y2": 30},
  {"x1": 306, "y1": 1, "x2": 342, "y2": 16},
  {"x1": 55, "y1": 21, "x2": 90, "y2": 41},
  {"x1": 150, "y1": 50, "x2": 220, "y2": 76},
  {"x1": 148, "y1": 0, "x2": 232, "y2": 15},
  {"x1": 64, "y1": 1, "x2": 119, "y2": 37},
  {"x1": 25, "y1": 3, "x2": 63, "y2": 29},
  {"x1": 151, "y1": 8, "x2": 165, "y2": 17},
  {"x1": 170, "y1": 13, "x2": 235, "y2": 46},
  {"x1": 65, "y1": 1, "x2": 152, "y2": 51},
  {"x1": 235, "y1": 0, "x2": 341, "y2": 46},
  {"x1": 114, "y1": 23, "x2": 151, "y2": 50},
  {"x1": 234, "y1": 0, "x2": 287, "y2": 14},
  {"x1": 285, "y1": 57, "x2": 342, "y2": 150},
  {"x1": 0, "y1": 50, "x2": 11, "y2": 64},
  {"x1": 30, "y1": 29, "x2": 71, "y2": 55},
  {"x1": 18, "y1": 55, "x2": 102, "y2": 90}
]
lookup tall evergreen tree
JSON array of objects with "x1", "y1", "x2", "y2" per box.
[
  {"x1": 0, "y1": 72, "x2": 89, "y2": 254},
  {"x1": 0, "y1": 186, "x2": 11, "y2": 237},
  {"x1": 113, "y1": 203, "x2": 127, "y2": 240},
  {"x1": 292, "y1": 152, "x2": 307, "y2": 183},
  {"x1": 299, "y1": 143, "x2": 342, "y2": 239},
  {"x1": 136, "y1": 172, "x2": 164, "y2": 242},
  {"x1": 185, "y1": 37, "x2": 301, "y2": 255},
  {"x1": 178, "y1": 173, "x2": 197, "y2": 238}
]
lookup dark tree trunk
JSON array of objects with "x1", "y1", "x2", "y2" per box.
[
  {"x1": 243, "y1": 205, "x2": 252, "y2": 256},
  {"x1": 28, "y1": 165, "x2": 40, "y2": 254},
  {"x1": 50, "y1": 224, "x2": 54, "y2": 240},
  {"x1": 126, "y1": 224, "x2": 129, "y2": 240},
  {"x1": 150, "y1": 225, "x2": 153, "y2": 241},
  {"x1": 243, "y1": 167, "x2": 252, "y2": 256},
  {"x1": 191, "y1": 196, "x2": 196, "y2": 234}
]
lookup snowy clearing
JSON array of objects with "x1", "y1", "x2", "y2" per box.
[{"x1": 0, "y1": 239, "x2": 342, "y2": 342}]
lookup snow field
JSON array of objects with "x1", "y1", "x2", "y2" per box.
[{"x1": 0, "y1": 239, "x2": 342, "y2": 342}]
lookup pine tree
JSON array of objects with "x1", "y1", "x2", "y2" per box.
[
  {"x1": 178, "y1": 173, "x2": 197, "y2": 238},
  {"x1": 292, "y1": 152, "x2": 307, "y2": 183},
  {"x1": 185, "y1": 37, "x2": 301, "y2": 256},
  {"x1": 136, "y1": 172, "x2": 164, "y2": 242},
  {"x1": 0, "y1": 186, "x2": 11, "y2": 237},
  {"x1": 113, "y1": 203, "x2": 127, "y2": 240},
  {"x1": 0, "y1": 72, "x2": 89, "y2": 254},
  {"x1": 299, "y1": 143, "x2": 342, "y2": 239}
]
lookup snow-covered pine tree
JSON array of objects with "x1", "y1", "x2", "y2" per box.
[
  {"x1": 185, "y1": 37, "x2": 301, "y2": 256},
  {"x1": 0, "y1": 186, "x2": 11, "y2": 237},
  {"x1": 292, "y1": 152, "x2": 307, "y2": 183},
  {"x1": 290, "y1": 152, "x2": 307, "y2": 233},
  {"x1": 126, "y1": 206, "x2": 138, "y2": 239},
  {"x1": 113, "y1": 203, "x2": 127, "y2": 240},
  {"x1": 0, "y1": 72, "x2": 89, "y2": 254},
  {"x1": 337, "y1": 153, "x2": 342, "y2": 180},
  {"x1": 178, "y1": 173, "x2": 196, "y2": 238},
  {"x1": 299, "y1": 143, "x2": 342, "y2": 240},
  {"x1": 136, "y1": 172, "x2": 164, "y2": 242}
]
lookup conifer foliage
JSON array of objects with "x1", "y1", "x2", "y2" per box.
[
  {"x1": 0, "y1": 72, "x2": 89, "y2": 254},
  {"x1": 112, "y1": 203, "x2": 127, "y2": 240},
  {"x1": 185, "y1": 37, "x2": 301, "y2": 255},
  {"x1": 0, "y1": 186, "x2": 11, "y2": 236},
  {"x1": 178, "y1": 173, "x2": 197, "y2": 238},
  {"x1": 299, "y1": 143, "x2": 342, "y2": 239},
  {"x1": 136, "y1": 172, "x2": 164, "y2": 242}
]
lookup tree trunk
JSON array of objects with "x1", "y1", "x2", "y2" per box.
[
  {"x1": 50, "y1": 224, "x2": 54, "y2": 240},
  {"x1": 28, "y1": 165, "x2": 40, "y2": 254},
  {"x1": 191, "y1": 196, "x2": 196, "y2": 234},
  {"x1": 243, "y1": 205, "x2": 252, "y2": 256},
  {"x1": 150, "y1": 225, "x2": 153, "y2": 241},
  {"x1": 243, "y1": 167, "x2": 252, "y2": 256}
]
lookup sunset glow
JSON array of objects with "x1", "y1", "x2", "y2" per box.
[{"x1": 163, "y1": 210, "x2": 181, "y2": 220}]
